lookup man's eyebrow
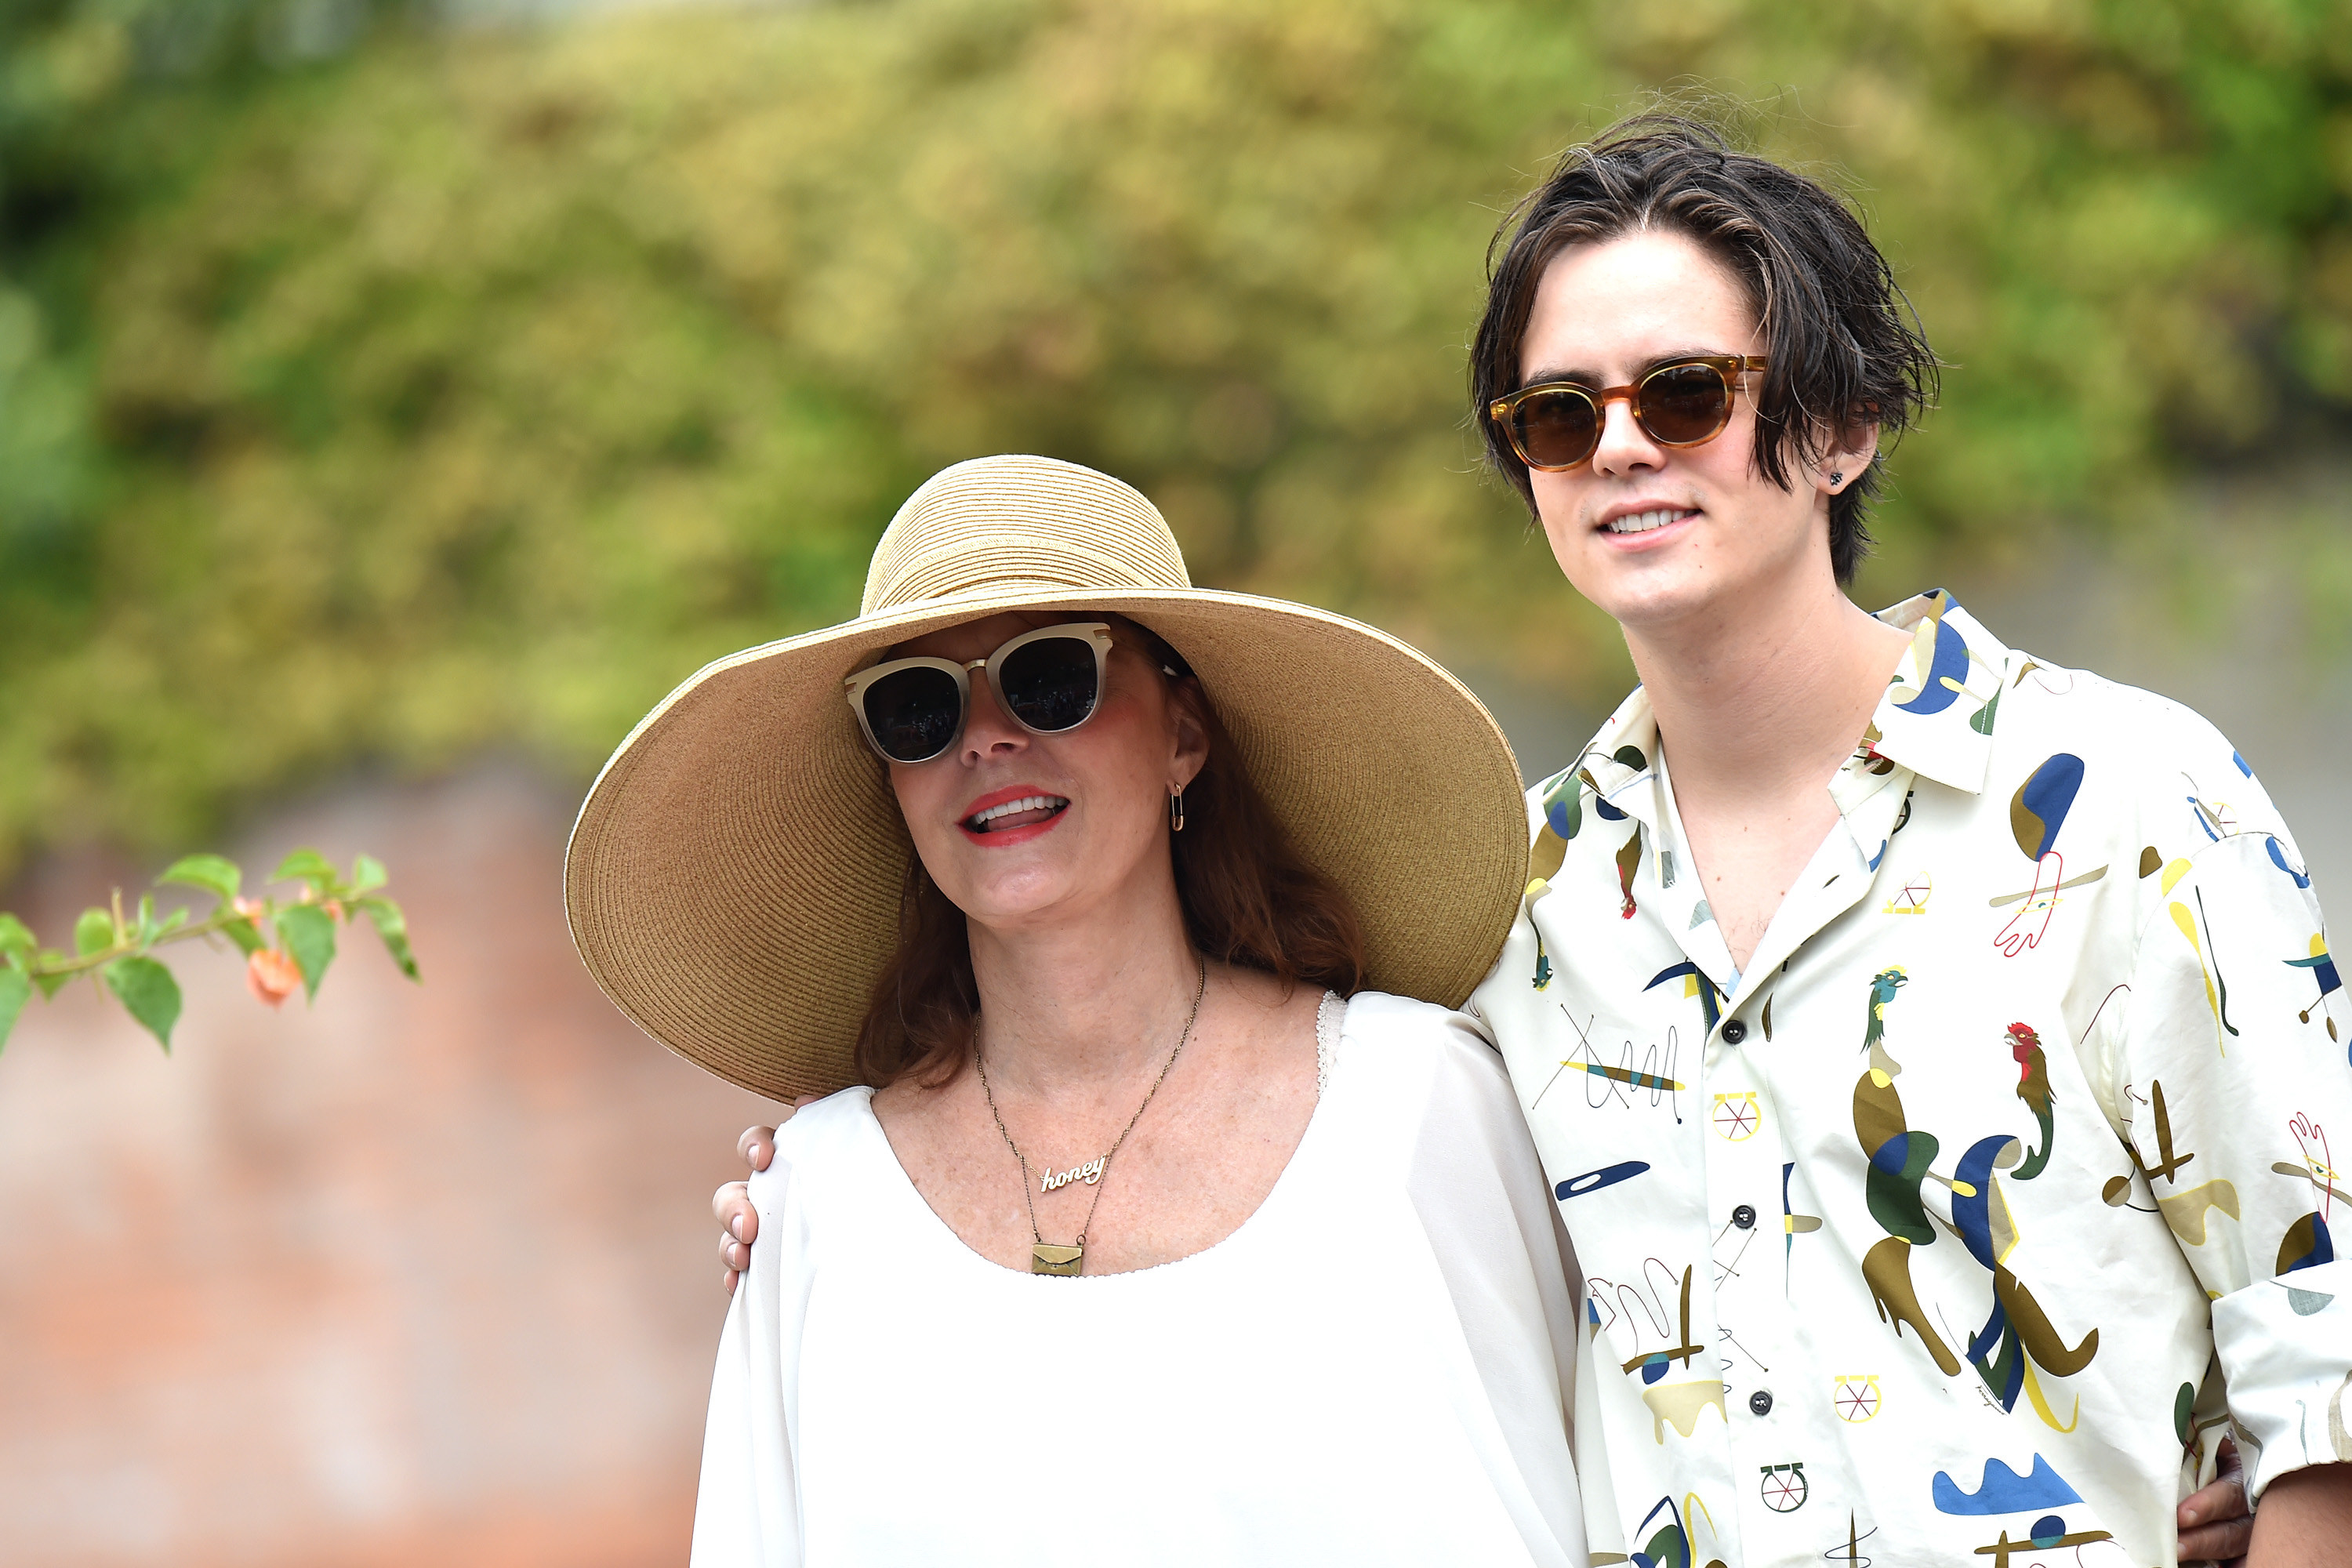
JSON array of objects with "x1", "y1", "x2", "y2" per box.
[{"x1": 1514, "y1": 347, "x2": 1733, "y2": 390}]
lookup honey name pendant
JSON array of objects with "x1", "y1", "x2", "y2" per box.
[
  {"x1": 1031, "y1": 1243, "x2": 1085, "y2": 1276},
  {"x1": 1040, "y1": 1157, "x2": 1106, "y2": 1193},
  {"x1": 979, "y1": 957, "x2": 1210, "y2": 1283}
]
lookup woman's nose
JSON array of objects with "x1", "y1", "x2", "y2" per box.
[{"x1": 959, "y1": 676, "x2": 1029, "y2": 762}]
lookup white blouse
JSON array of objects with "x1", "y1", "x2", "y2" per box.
[{"x1": 691, "y1": 990, "x2": 1588, "y2": 1566}]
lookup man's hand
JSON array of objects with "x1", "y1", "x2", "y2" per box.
[
  {"x1": 2243, "y1": 1461, "x2": 2352, "y2": 1566},
  {"x1": 714, "y1": 1104, "x2": 818, "y2": 1293},
  {"x1": 2178, "y1": 1436, "x2": 2252, "y2": 1565}
]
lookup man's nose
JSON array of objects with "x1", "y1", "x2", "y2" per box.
[{"x1": 1590, "y1": 394, "x2": 1663, "y2": 477}]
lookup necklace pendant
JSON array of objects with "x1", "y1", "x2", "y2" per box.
[
  {"x1": 1041, "y1": 1156, "x2": 1106, "y2": 1193},
  {"x1": 1031, "y1": 1242, "x2": 1084, "y2": 1276}
]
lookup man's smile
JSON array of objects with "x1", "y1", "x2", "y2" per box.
[
  {"x1": 1602, "y1": 506, "x2": 1697, "y2": 535},
  {"x1": 1590, "y1": 498, "x2": 1702, "y2": 546}
]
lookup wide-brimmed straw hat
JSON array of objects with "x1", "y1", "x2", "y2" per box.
[{"x1": 564, "y1": 455, "x2": 1527, "y2": 1101}]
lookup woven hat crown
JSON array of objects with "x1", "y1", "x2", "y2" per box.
[{"x1": 861, "y1": 455, "x2": 1192, "y2": 615}]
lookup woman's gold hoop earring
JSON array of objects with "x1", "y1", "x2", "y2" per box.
[{"x1": 1169, "y1": 789, "x2": 1185, "y2": 833}]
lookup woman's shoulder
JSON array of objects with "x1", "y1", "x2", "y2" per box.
[
  {"x1": 1338, "y1": 990, "x2": 1504, "y2": 1059},
  {"x1": 1323, "y1": 993, "x2": 1552, "y2": 1225},
  {"x1": 1332, "y1": 990, "x2": 1515, "y2": 1107},
  {"x1": 751, "y1": 1085, "x2": 880, "y2": 1207}
]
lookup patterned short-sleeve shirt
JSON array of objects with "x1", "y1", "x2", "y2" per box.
[{"x1": 1469, "y1": 589, "x2": 2351, "y2": 1568}]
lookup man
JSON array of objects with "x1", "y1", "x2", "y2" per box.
[
  {"x1": 717, "y1": 116, "x2": 2321, "y2": 1563},
  {"x1": 1459, "y1": 117, "x2": 2347, "y2": 1565}
]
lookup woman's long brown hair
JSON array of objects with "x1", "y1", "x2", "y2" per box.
[{"x1": 851, "y1": 623, "x2": 1367, "y2": 1090}]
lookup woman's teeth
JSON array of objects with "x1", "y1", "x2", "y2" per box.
[
  {"x1": 1605, "y1": 508, "x2": 1690, "y2": 535},
  {"x1": 967, "y1": 794, "x2": 1068, "y2": 829}
]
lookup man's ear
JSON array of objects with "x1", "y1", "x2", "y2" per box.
[{"x1": 1817, "y1": 417, "x2": 1882, "y2": 498}]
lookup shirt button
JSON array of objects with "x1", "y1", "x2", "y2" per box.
[
  {"x1": 1721, "y1": 1019, "x2": 1748, "y2": 1044},
  {"x1": 1732, "y1": 1204, "x2": 1757, "y2": 1229},
  {"x1": 1749, "y1": 1389, "x2": 1774, "y2": 1417}
]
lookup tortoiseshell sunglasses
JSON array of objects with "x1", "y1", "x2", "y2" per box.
[{"x1": 1489, "y1": 354, "x2": 1769, "y2": 472}]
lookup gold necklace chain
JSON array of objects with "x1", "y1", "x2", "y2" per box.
[{"x1": 974, "y1": 956, "x2": 1208, "y2": 1276}]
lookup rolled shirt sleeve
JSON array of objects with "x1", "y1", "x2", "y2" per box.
[{"x1": 2107, "y1": 818, "x2": 2352, "y2": 1498}]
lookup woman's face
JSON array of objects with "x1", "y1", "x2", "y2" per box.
[{"x1": 883, "y1": 612, "x2": 1207, "y2": 935}]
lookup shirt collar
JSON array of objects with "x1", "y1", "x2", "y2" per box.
[
  {"x1": 1567, "y1": 586, "x2": 2011, "y2": 826},
  {"x1": 1856, "y1": 588, "x2": 2012, "y2": 796},
  {"x1": 1573, "y1": 690, "x2": 1666, "y2": 835}
]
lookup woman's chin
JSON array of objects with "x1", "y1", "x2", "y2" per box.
[{"x1": 944, "y1": 863, "x2": 1091, "y2": 931}]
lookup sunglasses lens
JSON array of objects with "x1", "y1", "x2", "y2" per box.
[
  {"x1": 997, "y1": 636, "x2": 1100, "y2": 733},
  {"x1": 1638, "y1": 363, "x2": 1733, "y2": 445},
  {"x1": 862, "y1": 665, "x2": 964, "y2": 762},
  {"x1": 1509, "y1": 387, "x2": 1601, "y2": 470}
]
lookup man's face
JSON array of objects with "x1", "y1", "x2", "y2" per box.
[{"x1": 1516, "y1": 229, "x2": 1837, "y2": 633}]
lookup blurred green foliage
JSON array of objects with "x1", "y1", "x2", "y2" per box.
[{"x1": 2, "y1": 0, "x2": 2349, "y2": 873}]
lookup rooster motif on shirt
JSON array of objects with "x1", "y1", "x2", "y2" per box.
[{"x1": 2006, "y1": 1022, "x2": 2056, "y2": 1181}]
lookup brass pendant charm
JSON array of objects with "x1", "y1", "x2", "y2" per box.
[{"x1": 1031, "y1": 1243, "x2": 1084, "y2": 1276}]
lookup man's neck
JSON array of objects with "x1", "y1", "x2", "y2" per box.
[
  {"x1": 1626, "y1": 570, "x2": 1911, "y2": 811},
  {"x1": 1621, "y1": 566, "x2": 1913, "y2": 971}
]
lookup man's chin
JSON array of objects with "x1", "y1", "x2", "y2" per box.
[{"x1": 1560, "y1": 564, "x2": 1724, "y2": 632}]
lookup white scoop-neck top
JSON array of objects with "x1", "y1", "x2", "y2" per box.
[{"x1": 691, "y1": 990, "x2": 1588, "y2": 1567}]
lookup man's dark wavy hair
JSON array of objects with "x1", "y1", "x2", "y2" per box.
[{"x1": 1471, "y1": 114, "x2": 1940, "y2": 583}]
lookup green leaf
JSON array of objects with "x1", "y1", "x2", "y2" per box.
[
  {"x1": 0, "y1": 913, "x2": 34, "y2": 966},
  {"x1": 222, "y1": 914, "x2": 266, "y2": 956},
  {"x1": 103, "y1": 956, "x2": 182, "y2": 1053},
  {"x1": 31, "y1": 954, "x2": 71, "y2": 1000},
  {"x1": 277, "y1": 902, "x2": 336, "y2": 1001},
  {"x1": 136, "y1": 893, "x2": 158, "y2": 946},
  {"x1": 273, "y1": 848, "x2": 339, "y2": 888},
  {"x1": 358, "y1": 896, "x2": 419, "y2": 982},
  {"x1": 350, "y1": 854, "x2": 387, "y2": 894},
  {"x1": 74, "y1": 906, "x2": 116, "y2": 956},
  {"x1": 158, "y1": 854, "x2": 242, "y2": 906},
  {"x1": 0, "y1": 967, "x2": 28, "y2": 1054}
]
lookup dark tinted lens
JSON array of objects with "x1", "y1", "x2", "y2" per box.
[
  {"x1": 996, "y1": 636, "x2": 1099, "y2": 733},
  {"x1": 1511, "y1": 387, "x2": 1601, "y2": 470},
  {"x1": 862, "y1": 665, "x2": 964, "y2": 761},
  {"x1": 1637, "y1": 363, "x2": 1732, "y2": 445}
]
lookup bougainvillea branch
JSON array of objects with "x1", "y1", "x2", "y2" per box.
[{"x1": 0, "y1": 851, "x2": 418, "y2": 1054}]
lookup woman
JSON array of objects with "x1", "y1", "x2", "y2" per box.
[{"x1": 567, "y1": 456, "x2": 1595, "y2": 1565}]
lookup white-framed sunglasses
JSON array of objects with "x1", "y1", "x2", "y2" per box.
[{"x1": 844, "y1": 622, "x2": 1127, "y2": 764}]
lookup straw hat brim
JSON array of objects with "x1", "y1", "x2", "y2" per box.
[{"x1": 564, "y1": 583, "x2": 1527, "y2": 1102}]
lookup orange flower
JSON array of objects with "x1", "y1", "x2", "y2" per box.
[
  {"x1": 234, "y1": 897, "x2": 265, "y2": 920},
  {"x1": 247, "y1": 949, "x2": 301, "y2": 1008}
]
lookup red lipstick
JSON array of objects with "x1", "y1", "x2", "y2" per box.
[{"x1": 956, "y1": 785, "x2": 1072, "y2": 847}]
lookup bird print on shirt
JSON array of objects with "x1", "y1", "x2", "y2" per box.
[
  {"x1": 1849, "y1": 971, "x2": 2100, "y2": 1424},
  {"x1": 2006, "y1": 1023, "x2": 2056, "y2": 1181}
]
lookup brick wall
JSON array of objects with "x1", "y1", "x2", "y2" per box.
[{"x1": 0, "y1": 766, "x2": 776, "y2": 1567}]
